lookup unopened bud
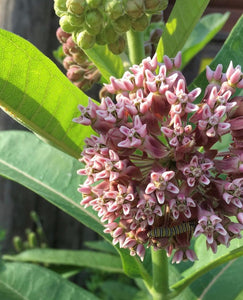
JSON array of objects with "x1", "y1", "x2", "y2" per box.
[
  {"x1": 144, "y1": 42, "x2": 152, "y2": 57},
  {"x1": 56, "y1": 27, "x2": 71, "y2": 43},
  {"x1": 131, "y1": 14, "x2": 149, "y2": 31},
  {"x1": 28, "y1": 232, "x2": 38, "y2": 249},
  {"x1": 66, "y1": 36, "x2": 80, "y2": 54},
  {"x1": 66, "y1": 0, "x2": 86, "y2": 15},
  {"x1": 86, "y1": 0, "x2": 102, "y2": 8},
  {"x1": 112, "y1": 15, "x2": 131, "y2": 34},
  {"x1": 96, "y1": 30, "x2": 107, "y2": 45},
  {"x1": 36, "y1": 227, "x2": 46, "y2": 244},
  {"x1": 144, "y1": 0, "x2": 168, "y2": 14},
  {"x1": 105, "y1": 0, "x2": 124, "y2": 20},
  {"x1": 150, "y1": 28, "x2": 162, "y2": 44},
  {"x1": 69, "y1": 14, "x2": 85, "y2": 27},
  {"x1": 75, "y1": 30, "x2": 96, "y2": 49},
  {"x1": 103, "y1": 24, "x2": 118, "y2": 44},
  {"x1": 85, "y1": 9, "x2": 103, "y2": 27},
  {"x1": 73, "y1": 52, "x2": 87, "y2": 64},
  {"x1": 60, "y1": 15, "x2": 79, "y2": 33},
  {"x1": 67, "y1": 65, "x2": 85, "y2": 81},
  {"x1": 13, "y1": 236, "x2": 23, "y2": 253},
  {"x1": 125, "y1": 0, "x2": 144, "y2": 19},
  {"x1": 63, "y1": 56, "x2": 75, "y2": 69},
  {"x1": 54, "y1": 0, "x2": 67, "y2": 17},
  {"x1": 108, "y1": 35, "x2": 126, "y2": 54}
]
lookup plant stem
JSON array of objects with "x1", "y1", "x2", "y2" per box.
[
  {"x1": 126, "y1": 29, "x2": 145, "y2": 65},
  {"x1": 150, "y1": 248, "x2": 170, "y2": 300}
]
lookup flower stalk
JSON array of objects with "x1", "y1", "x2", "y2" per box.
[
  {"x1": 126, "y1": 29, "x2": 145, "y2": 65},
  {"x1": 150, "y1": 249, "x2": 170, "y2": 300}
]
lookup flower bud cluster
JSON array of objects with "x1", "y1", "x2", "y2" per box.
[
  {"x1": 54, "y1": 0, "x2": 168, "y2": 54},
  {"x1": 56, "y1": 27, "x2": 101, "y2": 91},
  {"x1": 74, "y1": 52, "x2": 243, "y2": 262}
]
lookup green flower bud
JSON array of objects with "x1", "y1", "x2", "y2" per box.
[
  {"x1": 105, "y1": 0, "x2": 124, "y2": 20},
  {"x1": 60, "y1": 15, "x2": 80, "y2": 33},
  {"x1": 96, "y1": 30, "x2": 107, "y2": 45},
  {"x1": 54, "y1": 0, "x2": 67, "y2": 16},
  {"x1": 86, "y1": 0, "x2": 103, "y2": 8},
  {"x1": 69, "y1": 14, "x2": 85, "y2": 27},
  {"x1": 13, "y1": 236, "x2": 23, "y2": 253},
  {"x1": 73, "y1": 52, "x2": 87, "y2": 64},
  {"x1": 144, "y1": 0, "x2": 168, "y2": 14},
  {"x1": 112, "y1": 14, "x2": 131, "y2": 34},
  {"x1": 131, "y1": 14, "x2": 149, "y2": 31},
  {"x1": 108, "y1": 35, "x2": 126, "y2": 54},
  {"x1": 85, "y1": 23, "x2": 101, "y2": 35},
  {"x1": 66, "y1": 0, "x2": 86, "y2": 15},
  {"x1": 103, "y1": 23, "x2": 118, "y2": 44},
  {"x1": 85, "y1": 9, "x2": 103, "y2": 27},
  {"x1": 124, "y1": 0, "x2": 144, "y2": 19},
  {"x1": 28, "y1": 232, "x2": 38, "y2": 249},
  {"x1": 75, "y1": 30, "x2": 96, "y2": 49}
]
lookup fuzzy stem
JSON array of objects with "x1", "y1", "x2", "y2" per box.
[
  {"x1": 126, "y1": 29, "x2": 145, "y2": 65},
  {"x1": 150, "y1": 248, "x2": 170, "y2": 300}
]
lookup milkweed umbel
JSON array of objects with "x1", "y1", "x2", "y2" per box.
[{"x1": 147, "y1": 220, "x2": 197, "y2": 238}]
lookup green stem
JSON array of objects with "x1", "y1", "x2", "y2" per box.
[
  {"x1": 150, "y1": 248, "x2": 170, "y2": 300},
  {"x1": 126, "y1": 29, "x2": 145, "y2": 65}
]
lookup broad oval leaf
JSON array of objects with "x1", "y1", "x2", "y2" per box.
[
  {"x1": 156, "y1": 0, "x2": 209, "y2": 61},
  {"x1": 0, "y1": 261, "x2": 100, "y2": 300},
  {"x1": 170, "y1": 236, "x2": 243, "y2": 297},
  {"x1": 189, "y1": 257, "x2": 243, "y2": 300},
  {"x1": 0, "y1": 130, "x2": 150, "y2": 280},
  {"x1": 3, "y1": 249, "x2": 123, "y2": 274},
  {"x1": 0, "y1": 28, "x2": 94, "y2": 158},
  {"x1": 181, "y1": 12, "x2": 229, "y2": 69}
]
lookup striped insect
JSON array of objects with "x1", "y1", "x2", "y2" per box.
[{"x1": 147, "y1": 220, "x2": 197, "y2": 238}]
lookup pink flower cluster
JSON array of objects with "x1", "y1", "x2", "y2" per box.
[{"x1": 74, "y1": 52, "x2": 243, "y2": 263}]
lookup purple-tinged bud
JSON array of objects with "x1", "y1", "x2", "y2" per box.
[
  {"x1": 56, "y1": 27, "x2": 71, "y2": 44},
  {"x1": 125, "y1": 0, "x2": 144, "y2": 19},
  {"x1": 67, "y1": 66, "x2": 85, "y2": 81},
  {"x1": 144, "y1": 0, "x2": 168, "y2": 13},
  {"x1": 150, "y1": 28, "x2": 162, "y2": 44},
  {"x1": 131, "y1": 14, "x2": 149, "y2": 32},
  {"x1": 63, "y1": 56, "x2": 76, "y2": 70},
  {"x1": 75, "y1": 30, "x2": 96, "y2": 49},
  {"x1": 105, "y1": 0, "x2": 124, "y2": 20},
  {"x1": 66, "y1": 0, "x2": 86, "y2": 15},
  {"x1": 112, "y1": 15, "x2": 131, "y2": 33},
  {"x1": 108, "y1": 35, "x2": 126, "y2": 54}
]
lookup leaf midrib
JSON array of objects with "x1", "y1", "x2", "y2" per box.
[{"x1": 0, "y1": 157, "x2": 101, "y2": 225}]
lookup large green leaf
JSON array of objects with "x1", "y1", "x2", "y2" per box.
[
  {"x1": 189, "y1": 257, "x2": 243, "y2": 300},
  {"x1": 0, "y1": 130, "x2": 151, "y2": 280},
  {"x1": 170, "y1": 236, "x2": 243, "y2": 297},
  {"x1": 156, "y1": 0, "x2": 209, "y2": 61},
  {"x1": 84, "y1": 44, "x2": 124, "y2": 82},
  {"x1": 0, "y1": 261, "x2": 100, "y2": 300},
  {"x1": 0, "y1": 28, "x2": 94, "y2": 158},
  {"x1": 3, "y1": 249, "x2": 123, "y2": 274},
  {"x1": 190, "y1": 15, "x2": 243, "y2": 97},
  {"x1": 181, "y1": 12, "x2": 229, "y2": 69}
]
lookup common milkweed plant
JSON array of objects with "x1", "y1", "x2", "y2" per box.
[{"x1": 0, "y1": 1, "x2": 243, "y2": 299}]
